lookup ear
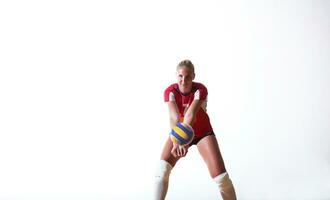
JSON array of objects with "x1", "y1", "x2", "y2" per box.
[{"x1": 192, "y1": 73, "x2": 195, "y2": 80}]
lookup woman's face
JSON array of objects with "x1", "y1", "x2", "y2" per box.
[{"x1": 177, "y1": 66, "x2": 195, "y2": 93}]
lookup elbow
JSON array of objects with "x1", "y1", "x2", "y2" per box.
[
  {"x1": 170, "y1": 115, "x2": 180, "y2": 128},
  {"x1": 170, "y1": 115, "x2": 180, "y2": 123}
]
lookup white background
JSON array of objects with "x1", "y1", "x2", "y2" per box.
[{"x1": 1, "y1": 0, "x2": 329, "y2": 199}]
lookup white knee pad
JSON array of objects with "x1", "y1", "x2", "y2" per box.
[
  {"x1": 214, "y1": 172, "x2": 236, "y2": 200},
  {"x1": 153, "y1": 160, "x2": 173, "y2": 200},
  {"x1": 155, "y1": 160, "x2": 173, "y2": 182}
]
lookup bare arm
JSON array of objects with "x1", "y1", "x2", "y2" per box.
[
  {"x1": 183, "y1": 100, "x2": 204, "y2": 126},
  {"x1": 167, "y1": 101, "x2": 188, "y2": 157},
  {"x1": 167, "y1": 101, "x2": 180, "y2": 128},
  {"x1": 168, "y1": 100, "x2": 204, "y2": 157}
]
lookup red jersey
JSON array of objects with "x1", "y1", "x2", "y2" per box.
[{"x1": 164, "y1": 82, "x2": 213, "y2": 138}]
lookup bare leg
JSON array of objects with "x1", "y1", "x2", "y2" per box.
[
  {"x1": 197, "y1": 135, "x2": 236, "y2": 200},
  {"x1": 154, "y1": 137, "x2": 183, "y2": 200},
  {"x1": 160, "y1": 137, "x2": 181, "y2": 167}
]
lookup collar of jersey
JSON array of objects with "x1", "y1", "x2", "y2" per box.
[{"x1": 175, "y1": 83, "x2": 196, "y2": 96}]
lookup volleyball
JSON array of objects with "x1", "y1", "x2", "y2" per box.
[{"x1": 170, "y1": 122, "x2": 194, "y2": 145}]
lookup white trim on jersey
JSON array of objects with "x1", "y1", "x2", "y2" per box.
[
  {"x1": 169, "y1": 92, "x2": 175, "y2": 101},
  {"x1": 194, "y1": 90, "x2": 200, "y2": 100},
  {"x1": 194, "y1": 89, "x2": 207, "y2": 111}
]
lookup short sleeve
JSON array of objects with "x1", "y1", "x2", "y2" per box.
[
  {"x1": 164, "y1": 87, "x2": 175, "y2": 102},
  {"x1": 194, "y1": 84, "x2": 208, "y2": 100}
]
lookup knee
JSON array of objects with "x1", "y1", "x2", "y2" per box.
[
  {"x1": 155, "y1": 160, "x2": 173, "y2": 182},
  {"x1": 213, "y1": 172, "x2": 234, "y2": 192}
]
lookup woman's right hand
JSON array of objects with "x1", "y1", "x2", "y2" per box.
[{"x1": 171, "y1": 143, "x2": 188, "y2": 158}]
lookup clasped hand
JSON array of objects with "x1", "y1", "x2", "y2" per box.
[{"x1": 171, "y1": 143, "x2": 189, "y2": 157}]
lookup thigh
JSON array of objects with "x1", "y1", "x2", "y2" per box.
[
  {"x1": 160, "y1": 137, "x2": 181, "y2": 167},
  {"x1": 197, "y1": 135, "x2": 226, "y2": 178}
]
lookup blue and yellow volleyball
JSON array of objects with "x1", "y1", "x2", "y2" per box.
[{"x1": 170, "y1": 122, "x2": 194, "y2": 145}]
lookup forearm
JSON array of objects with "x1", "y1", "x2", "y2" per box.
[
  {"x1": 183, "y1": 113, "x2": 194, "y2": 126},
  {"x1": 170, "y1": 116, "x2": 179, "y2": 128},
  {"x1": 183, "y1": 100, "x2": 203, "y2": 126},
  {"x1": 167, "y1": 102, "x2": 180, "y2": 128}
]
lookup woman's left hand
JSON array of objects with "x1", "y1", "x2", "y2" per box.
[{"x1": 171, "y1": 143, "x2": 189, "y2": 158}]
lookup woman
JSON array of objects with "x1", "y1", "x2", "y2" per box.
[{"x1": 154, "y1": 60, "x2": 237, "y2": 200}]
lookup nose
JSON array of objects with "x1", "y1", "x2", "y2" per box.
[
  {"x1": 182, "y1": 77, "x2": 187, "y2": 85},
  {"x1": 183, "y1": 76, "x2": 188, "y2": 82}
]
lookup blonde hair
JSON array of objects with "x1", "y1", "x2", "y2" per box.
[{"x1": 177, "y1": 59, "x2": 195, "y2": 74}]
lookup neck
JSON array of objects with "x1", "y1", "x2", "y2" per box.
[{"x1": 179, "y1": 85, "x2": 192, "y2": 94}]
